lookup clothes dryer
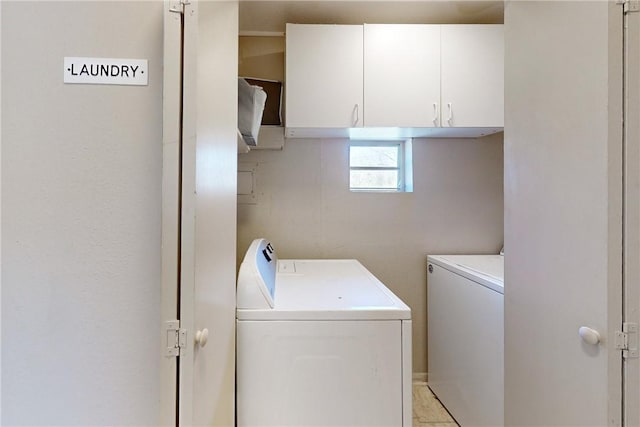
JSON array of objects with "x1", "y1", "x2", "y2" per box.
[{"x1": 237, "y1": 238, "x2": 412, "y2": 427}]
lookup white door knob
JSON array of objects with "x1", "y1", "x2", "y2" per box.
[
  {"x1": 579, "y1": 326, "x2": 601, "y2": 345},
  {"x1": 195, "y1": 328, "x2": 209, "y2": 348}
]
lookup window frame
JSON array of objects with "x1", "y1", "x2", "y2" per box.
[{"x1": 348, "y1": 140, "x2": 410, "y2": 192}]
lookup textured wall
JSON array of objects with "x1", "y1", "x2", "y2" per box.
[
  {"x1": 2, "y1": 2, "x2": 163, "y2": 424},
  {"x1": 237, "y1": 134, "x2": 504, "y2": 374}
]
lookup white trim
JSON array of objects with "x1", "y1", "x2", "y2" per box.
[
  {"x1": 178, "y1": 0, "x2": 198, "y2": 424},
  {"x1": 402, "y1": 320, "x2": 413, "y2": 426},
  {"x1": 0, "y1": 2, "x2": 3, "y2": 420},
  {"x1": 349, "y1": 140, "x2": 411, "y2": 192},
  {"x1": 239, "y1": 31, "x2": 284, "y2": 37},
  {"x1": 623, "y1": 2, "x2": 640, "y2": 425},
  {"x1": 413, "y1": 373, "x2": 428, "y2": 383},
  {"x1": 160, "y1": 1, "x2": 182, "y2": 424}
]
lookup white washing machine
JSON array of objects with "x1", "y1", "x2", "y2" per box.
[
  {"x1": 236, "y1": 238, "x2": 412, "y2": 427},
  {"x1": 427, "y1": 254, "x2": 504, "y2": 427}
]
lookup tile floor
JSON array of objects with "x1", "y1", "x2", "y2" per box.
[{"x1": 413, "y1": 382, "x2": 459, "y2": 427}]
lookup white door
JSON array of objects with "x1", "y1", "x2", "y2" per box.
[
  {"x1": 624, "y1": 4, "x2": 640, "y2": 426},
  {"x1": 161, "y1": 1, "x2": 238, "y2": 425},
  {"x1": 504, "y1": 2, "x2": 623, "y2": 425},
  {"x1": 285, "y1": 24, "x2": 363, "y2": 129},
  {"x1": 440, "y1": 24, "x2": 503, "y2": 128},
  {"x1": 363, "y1": 24, "x2": 440, "y2": 128}
]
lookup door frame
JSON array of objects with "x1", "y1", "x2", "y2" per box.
[
  {"x1": 623, "y1": 4, "x2": 640, "y2": 426},
  {"x1": 608, "y1": 3, "x2": 626, "y2": 426},
  {"x1": 177, "y1": 0, "x2": 198, "y2": 424},
  {"x1": 160, "y1": 1, "x2": 183, "y2": 425}
]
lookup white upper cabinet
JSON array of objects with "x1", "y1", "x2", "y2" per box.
[
  {"x1": 364, "y1": 24, "x2": 441, "y2": 128},
  {"x1": 285, "y1": 24, "x2": 364, "y2": 130},
  {"x1": 285, "y1": 23, "x2": 504, "y2": 137},
  {"x1": 440, "y1": 25, "x2": 504, "y2": 128}
]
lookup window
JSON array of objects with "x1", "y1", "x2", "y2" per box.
[{"x1": 349, "y1": 140, "x2": 413, "y2": 192}]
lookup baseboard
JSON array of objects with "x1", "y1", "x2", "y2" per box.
[{"x1": 412, "y1": 372, "x2": 428, "y2": 383}]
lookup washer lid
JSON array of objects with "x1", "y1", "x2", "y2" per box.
[
  {"x1": 237, "y1": 259, "x2": 411, "y2": 321},
  {"x1": 428, "y1": 254, "x2": 504, "y2": 294}
]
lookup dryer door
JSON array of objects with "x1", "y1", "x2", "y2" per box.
[{"x1": 237, "y1": 320, "x2": 403, "y2": 426}]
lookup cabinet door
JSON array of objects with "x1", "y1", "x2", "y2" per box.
[
  {"x1": 364, "y1": 24, "x2": 440, "y2": 127},
  {"x1": 441, "y1": 25, "x2": 504, "y2": 128},
  {"x1": 286, "y1": 24, "x2": 363, "y2": 128}
]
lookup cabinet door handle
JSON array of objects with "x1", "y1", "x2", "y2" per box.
[
  {"x1": 447, "y1": 102, "x2": 453, "y2": 126},
  {"x1": 353, "y1": 103, "x2": 360, "y2": 127},
  {"x1": 432, "y1": 103, "x2": 439, "y2": 126}
]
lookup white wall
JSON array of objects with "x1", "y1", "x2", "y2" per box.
[
  {"x1": 237, "y1": 134, "x2": 504, "y2": 373},
  {"x1": 2, "y1": 2, "x2": 163, "y2": 424}
]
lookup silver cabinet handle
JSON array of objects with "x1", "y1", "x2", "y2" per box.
[
  {"x1": 447, "y1": 102, "x2": 453, "y2": 126},
  {"x1": 432, "y1": 103, "x2": 439, "y2": 126},
  {"x1": 353, "y1": 103, "x2": 360, "y2": 126}
]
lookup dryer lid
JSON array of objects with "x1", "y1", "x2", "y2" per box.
[{"x1": 237, "y1": 258, "x2": 411, "y2": 321}]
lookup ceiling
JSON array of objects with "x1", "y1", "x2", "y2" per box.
[{"x1": 239, "y1": 1, "x2": 504, "y2": 33}]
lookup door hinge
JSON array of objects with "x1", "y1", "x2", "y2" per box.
[
  {"x1": 165, "y1": 320, "x2": 187, "y2": 357},
  {"x1": 617, "y1": 0, "x2": 640, "y2": 13},
  {"x1": 615, "y1": 322, "x2": 639, "y2": 358},
  {"x1": 169, "y1": 0, "x2": 191, "y2": 14}
]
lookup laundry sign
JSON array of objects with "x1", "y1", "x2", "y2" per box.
[{"x1": 64, "y1": 57, "x2": 148, "y2": 86}]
